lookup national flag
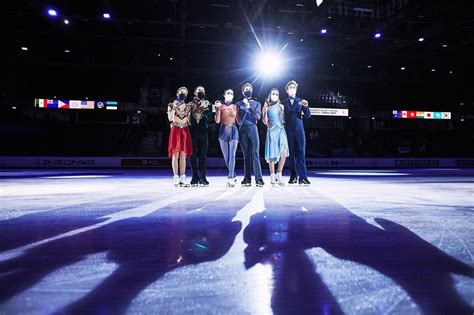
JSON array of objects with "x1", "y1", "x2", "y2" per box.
[
  {"x1": 392, "y1": 110, "x2": 401, "y2": 118},
  {"x1": 433, "y1": 112, "x2": 442, "y2": 119},
  {"x1": 106, "y1": 101, "x2": 118, "y2": 110},
  {"x1": 58, "y1": 100, "x2": 69, "y2": 109},
  {"x1": 46, "y1": 99, "x2": 58, "y2": 108},
  {"x1": 407, "y1": 111, "x2": 416, "y2": 119},
  {"x1": 80, "y1": 100, "x2": 95, "y2": 109},
  {"x1": 35, "y1": 99, "x2": 45, "y2": 108},
  {"x1": 95, "y1": 101, "x2": 106, "y2": 110},
  {"x1": 424, "y1": 112, "x2": 434, "y2": 119},
  {"x1": 401, "y1": 111, "x2": 408, "y2": 118},
  {"x1": 416, "y1": 111, "x2": 425, "y2": 119},
  {"x1": 442, "y1": 112, "x2": 451, "y2": 119},
  {"x1": 70, "y1": 100, "x2": 81, "y2": 109}
]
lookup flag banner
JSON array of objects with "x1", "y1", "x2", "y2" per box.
[
  {"x1": 393, "y1": 110, "x2": 451, "y2": 120},
  {"x1": 34, "y1": 98, "x2": 118, "y2": 110}
]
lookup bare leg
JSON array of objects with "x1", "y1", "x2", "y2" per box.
[
  {"x1": 179, "y1": 151, "x2": 187, "y2": 175},
  {"x1": 172, "y1": 153, "x2": 179, "y2": 176},
  {"x1": 277, "y1": 149, "x2": 287, "y2": 173},
  {"x1": 269, "y1": 161, "x2": 275, "y2": 174}
]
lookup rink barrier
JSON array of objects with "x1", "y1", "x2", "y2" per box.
[{"x1": 1, "y1": 156, "x2": 474, "y2": 168}]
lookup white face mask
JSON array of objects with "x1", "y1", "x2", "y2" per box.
[
  {"x1": 270, "y1": 95, "x2": 279, "y2": 102},
  {"x1": 224, "y1": 92, "x2": 234, "y2": 103}
]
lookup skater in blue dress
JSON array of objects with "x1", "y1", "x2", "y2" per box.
[{"x1": 262, "y1": 88, "x2": 289, "y2": 186}]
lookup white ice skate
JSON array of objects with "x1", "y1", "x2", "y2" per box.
[
  {"x1": 227, "y1": 177, "x2": 236, "y2": 187},
  {"x1": 173, "y1": 175, "x2": 180, "y2": 187},
  {"x1": 270, "y1": 173, "x2": 277, "y2": 186},
  {"x1": 179, "y1": 175, "x2": 190, "y2": 187},
  {"x1": 276, "y1": 172, "x2": 285, "y2": 186}
]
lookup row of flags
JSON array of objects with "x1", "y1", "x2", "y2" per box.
[
  {"x1": 34, "y1": 99, "x2": 118, "y2": 110},
  {"x1": 392, "y1": 110, "x2": 451, "y2": 120},
  {"x1": 32, "y1": 100, "x2": 451, "y2": 120}
]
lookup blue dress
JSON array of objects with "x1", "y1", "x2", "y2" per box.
[{"x1": 265, "y1": 102, "x2": 289, "y2": 163}]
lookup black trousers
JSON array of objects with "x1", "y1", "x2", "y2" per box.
[
  {"x1": 190, "y1": 130, "x2": 209, "y2": 180},
  {"x1": 239, "y1": 124, "x2": 263, "y2": 181},
  {"x1": 287, "y1": 127, "x2": 308, "y2": 180}
]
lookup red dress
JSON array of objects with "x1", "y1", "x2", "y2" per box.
[
  {"x1": 168, "y1": 126, "x2": 192, "y2": 157},
  {"x1": 167, "y1": 101, "x2": 193, "y2": 157}
]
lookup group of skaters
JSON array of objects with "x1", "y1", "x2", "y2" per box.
[{"x1": 167, "y1": 80, "x2": 312, "y2": 187}]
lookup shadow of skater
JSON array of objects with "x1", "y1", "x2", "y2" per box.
[
  {"x1": 244, "y1": 211, "x2": 344, "y2": 315},
  {"x1": 0, "y1": 189, "x2": 256, "y2": 314},
  {"x1": 243, "y1": 189, "x2": 474, "y2": 315},
  {"x1": 0, "y1": 196, "x2": 153, "y2": 252}
]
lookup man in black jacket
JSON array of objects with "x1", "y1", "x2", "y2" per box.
[
  {"x1": 189, "y1": 86, "x2": 212, "y2": 186},
  {"x1": 282, "y1": 80, "x2": 311, "y2": 185}
]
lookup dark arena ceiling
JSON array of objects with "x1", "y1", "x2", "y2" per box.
[{"x1": 1, "y1": 0, "x2": 473, "y2": 106}]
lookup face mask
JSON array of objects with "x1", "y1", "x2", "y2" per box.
[
  {"x1": 270, "y1": 95, "x2": 278, "y2": 102},
  {"x1": 224, "y1": 95, "x2": 233, "y2": 103},
  {"x1": 177, "y1": 93, "x2": 186, "y2": 101},
  {"x1": 243, "y1": 91, "x2": 252, "y2": 98},
  {"x1": 197, "y1": 92, "x2": 205, "y2": 100}
]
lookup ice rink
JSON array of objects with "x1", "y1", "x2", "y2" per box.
[{"x1": 1, "y1": 169, "x2": 473, "y2": 314}]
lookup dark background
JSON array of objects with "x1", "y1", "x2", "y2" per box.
[{"x1": 1, "y1": 0, "x2": 473, "y2": 158}]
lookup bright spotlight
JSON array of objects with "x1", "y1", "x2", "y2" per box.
[
  {"x1": 48, "y1": 9, "x2": 58, "y2": 17},
  {"x1": 321, "y1": 29, "x2": 327, "y2": 34},
  {"x1": 255, "y1": 51, "x2": 284, "y2": 77},
  {"x1": 374, "y1": 33, "x2": 382, "y2": 39},
  {"x1": 103, "y1": 13, "x2": 111, "y2": 19}
]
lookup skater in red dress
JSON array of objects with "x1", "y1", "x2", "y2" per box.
[{"x1": 167, "y1": 87, "x2": 193, "y2": 187}]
